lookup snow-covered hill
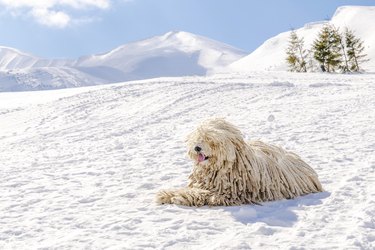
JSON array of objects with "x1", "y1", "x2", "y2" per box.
[
  {"x1": 1, "y1": 72, "x2": 374, "y2": 249},
  {"x1": 0, "y1": 47, "x2": 72, "y2": 70},
  {"x1": 76, "y1": 31, "x2": 246, "y2": 79},
  {"x1": 0, "y1": 31, "x2": 246, "y2": 92},
  {"x1": 0, "y1": 46, "x2": 127, "y2": 91},
  {"x1": 228, "y1": 6, "x2": 375, "y2": 72}
]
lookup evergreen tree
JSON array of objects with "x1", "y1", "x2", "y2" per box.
[
  {"x1": 312, "y1": 25, "x2": 342, "y2": 72},
  {"x1": 286, "y1": 30, "x2": 307, "y2": 72},
  {"x1": 345, "y1": 28, "x2": 368, "y2": 72}
]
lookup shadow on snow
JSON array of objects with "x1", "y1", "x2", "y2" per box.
[{"x1": 220, "y1": 191, "x2": 330, "y2": 227}]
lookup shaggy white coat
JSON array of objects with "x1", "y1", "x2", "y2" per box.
[{"x1": 156, "y1": 118, "x2": 323, "y2": 206}]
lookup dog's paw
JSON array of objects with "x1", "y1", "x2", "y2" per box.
[
  {"x1": 170, "y1": 195, "x2": 191, "y2": 206},
  {"x1": 171, "y1": 192, "x2": 208, "y2": 207},
  {"x1": 155, "y1": 190, "x2": 175, "y2": 204}
]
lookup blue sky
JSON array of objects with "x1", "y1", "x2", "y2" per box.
[{"x1": 0, "y1": 0, "x2": 374, "y2": 59}]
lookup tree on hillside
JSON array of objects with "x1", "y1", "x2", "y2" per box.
[
  {"x1": 312, "y1": 25, "x2": 342, "y2": 72},
  {"x1": 286, "y1": 30, "x2": 308, "y2": 72},
  {"x1": 345, "y1": 28, "x2": 368, "y2": 72}
]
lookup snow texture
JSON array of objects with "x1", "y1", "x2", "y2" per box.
[
  {"x1": 1, "y1": 71, "x2": 374, "y2": 249},
  {"x1": 228, "y1": 6, "x2": 375, "y2": 72}
]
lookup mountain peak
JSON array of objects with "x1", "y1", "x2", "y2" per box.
[
  {"x1": 76, "y1": 30, "x2": 247, "y2": 72},
  {"x1": 162, "y1": 30, "x2": 193, "y2": 38},
  {"x1": 156, "y1": 30, "x2": 199, "y2": 47}
]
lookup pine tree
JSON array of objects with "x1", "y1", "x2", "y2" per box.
[
  {"x1": 312, "y1": 25, "x2": 342, "y2": 72},
  {"x1": 286, "y1": 30, "x2": 307, "y2": 72},
  {"x1": 345, "y1": 28, "x2": 368, "y2": 72}
]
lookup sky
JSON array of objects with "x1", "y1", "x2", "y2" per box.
[{"x1": 0, "y1": 0, "x2": 374, "y2": 59}]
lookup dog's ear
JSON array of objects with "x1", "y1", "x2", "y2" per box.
[{"x1": 212, "y1": 132, "x2": 237, "y2": 163}]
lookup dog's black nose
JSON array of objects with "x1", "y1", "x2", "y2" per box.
[{"x1": 194, "y1": 146, "x2": 201, "y2": 152}]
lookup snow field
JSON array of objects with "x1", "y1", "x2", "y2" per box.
[{"x1": 0, "y1": 72, "x2": 374, "y2": 249}]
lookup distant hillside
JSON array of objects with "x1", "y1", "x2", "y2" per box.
[
  {"x1": 228, "y1": 6, "x2": 375, "y2": 72},
  {"x1": 0, "y1": 31, "x2": 246, "y2": 92},
  {"x1": 0, "y1": 47, "x2": 72, "y2": 70}
]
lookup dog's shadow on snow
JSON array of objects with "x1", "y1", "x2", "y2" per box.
[{"x1": 218, "y1": 192, "x2": 330, "y2": 227}]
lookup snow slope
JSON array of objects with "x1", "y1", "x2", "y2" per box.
[
  {"x1": 228, "y1": 6, "x2": 375, "y2": 72},
  {"x1": 0, "y1": 31, "x2": 246, "y2": 92},
  {"x1": 1, "y1": 72, "x2": 374, "y2": 249}
]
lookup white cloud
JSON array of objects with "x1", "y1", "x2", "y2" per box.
[
  {"x1": 0, "y1": 0, "x2": 115, "y2": 28},
  {"x1": 31, "y1": 8, "x2": 71, "y2": 28}
]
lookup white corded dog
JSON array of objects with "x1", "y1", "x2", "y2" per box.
[{"x1": 157, "y1": 118, "x2": 323, "y2": 206}]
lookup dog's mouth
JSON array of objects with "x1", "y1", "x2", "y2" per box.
[{"x1": 197, "y1": 153, "x2": 209, "y2": 163}]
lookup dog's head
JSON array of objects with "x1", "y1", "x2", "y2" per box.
[{"x1": 186, "y1": 118, "x2": 245, "y2": 166}]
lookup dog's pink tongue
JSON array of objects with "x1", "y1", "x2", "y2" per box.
[{"x1": 198, "y1": 153, "x2": 206, "y2": 162}]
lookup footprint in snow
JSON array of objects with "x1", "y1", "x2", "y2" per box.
[{"x1": 267, "y1": 114, "x2": 275, "y2": 122}]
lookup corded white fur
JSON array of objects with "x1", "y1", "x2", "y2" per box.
[{"x1": 156, "y1": 118, "x2": 323, "y2": 206}]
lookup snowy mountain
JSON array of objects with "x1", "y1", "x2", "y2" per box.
[
  {"x1": 0, "y1": 31, "x2": 246, "y2": 92},
  {"x1": 1, "y1": 72, "x2": 374, "y2": 249},
  {"x1": 228, "y1": 6, "x2": 375, "y2": 72},
  {"x1": 76, "y1": 31, "x2": 246, "y2": 79}
]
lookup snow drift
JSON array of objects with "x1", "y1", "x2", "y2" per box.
[{"x1": 228, "y1": 6, "x2": 375, "y2": 72}]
